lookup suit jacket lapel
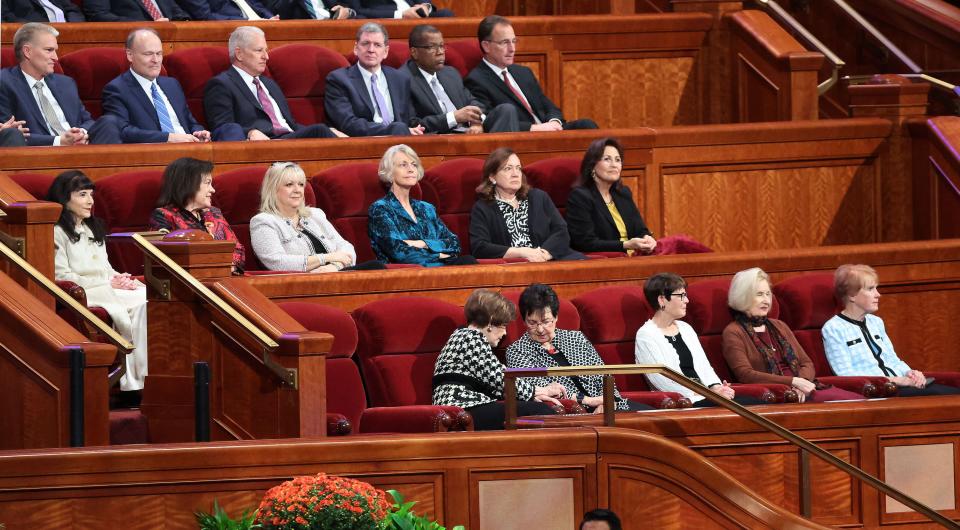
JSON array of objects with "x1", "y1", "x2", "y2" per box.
[
  {"x1": 483, "y1": 64, "x2": 534, "y2": 120},
  {"x1": 226, "y1": 67, "x2": 264, "y2": 113},
  {"x1": 384, "y1": 68, "x2": 406, "y2": 120},
  {"x1": 11, "y1": 67, "x2": 49, "y2": 134},
  {"x1": 348, "y1": 64, "x2": 375, "y2": 116},
  {"x1": 592, "y1": 186, "x2": 618, "y2": 233},
  {"x1": 158, "y1": 77, "x2": 190, "y2": 129},
  {"x1": 438, "y1": 69, "x2": 465, "y2": 109},
  {"x1": 123, "y1": 71, "x2": 162, "y2": 129},
  {"x1": 407, "y1": 62, "x2": 443, "y2": 114},
  {"x1": 262, "y1": 76, "x2": 297, "y2": 128},
  {"x1": 507, "y1": 65, "x2": 540, "y2": 120}
]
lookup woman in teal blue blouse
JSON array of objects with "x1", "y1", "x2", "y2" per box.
[{"x1": 367, "y1": 144, "x2": 475, "y2": 267}]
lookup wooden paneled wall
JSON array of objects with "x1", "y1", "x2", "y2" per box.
[
  {"x1": 913, "y1": 116, "x2": 960, "y2": 240},
  {"x1": 0, "y1": 118, "x2": 894, "y2": 253},
  {"x1": 0, "y1": 14, "x2": 713, "y2": 128}
]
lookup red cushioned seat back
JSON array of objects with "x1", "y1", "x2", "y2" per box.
[
  {"x1": 93, "y1": 169, "x2": 164, "y2": 275},
  {"x1": 572, "y1": 285, "x2": 654, "y2": 392},
  {"x1": 165, "y1": 47, "x2": 266, "y2": 127},
  {"x1": 445, "y1": 40, "x2": 483, "y2": 75},
  {"x1": 311, "y1": 163, "x2": 421, "y2": 263},
  {"x1": 685, "y1": 277, "x2": 781, "y2": 382},
  {"x1": 60, "y1": 47, "x2": 163, "y2": 118},
  {"x1": 773, "y1": 273, "x2": 841, "y2": 377},
  {"x1": 212, "y1": 165, "x2": 317, "y2": 271},
  {"x1": 279, "y1": 301, "x2": 365, "y2": 427},
  {"x1": 268, "y1": 44, "x2": 349, "y2": 125},
  {"x1": 345, "y1": 42, "x2": 410, "y2": 69},
  {"x1": 441, "y1": 45, "x2": 467, "y2": 78},
  {"x1": 353, "y1": 296, "x2": 464, "y2": 407},
  {"x1": 421, "y1": 158, "x2": 483, "y2": 253},
  {"x1": 9, "y1": 172, "x2": 56, "y2": 200},
  {"x1": 1, "y1": 48, "x2": 15, "y2": 68},
  {"x1": 500, "y1": 289, "x2": 581, "y2": 357},
  {"x1": 523, "y1": 157, "x2": 580, "y2": 215}
]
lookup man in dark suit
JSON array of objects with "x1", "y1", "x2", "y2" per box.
[
  {"x1": 353, "y1": 0, "x2": 451, "y2": 18},
  {"x1": 324, "y1": 22, "x2": 422, "y2": 137},
  {"x1": 2, "y1": 0, "x2": 85, "y2": 22},
  {"x1": 102, "y1": 29, "x2": 244, "y2": 144},
  {"x1": 465, "y1": 15, "x2": 598, "y2": 132},
  {"x1": 177, "y1": 0, "x2": 277, "y2": 20},
  {"x1": 203, "y1": 26, "x2": 339, "y2": 141},
  {"x1": 0, "y1": 23, "x2": 119, "y2": 146},
  {"x1": 265, "y1": 0, "x2": 357, "y2": 19},
  {"x1": 83, "y1": 0, "x2": 189, "y2": 22},
  {"x1": 406, "y1": 24, "x2": 518, "y2": 134}
]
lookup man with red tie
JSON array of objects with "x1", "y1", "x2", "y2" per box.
[
  {"x1": 203, "y1": 26, "x2": 342, "y2": 141},
  {"x1": 464, "y1": 15, "x2": 597, "y2": 132}
]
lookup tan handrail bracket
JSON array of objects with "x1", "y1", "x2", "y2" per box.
[{"x1": 504, "y1": 364, "x2": 960, "y2": 529}]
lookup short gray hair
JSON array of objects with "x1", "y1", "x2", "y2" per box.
[
  {"x1": 14, "y1": 23, "x2": 58, "y2": 63},
  {"x1": 228, "y1": 26, "x2": 265, "y2": 62},
  {"x1": 259, "y1": 162, "x2": 310, "y2": 218},
  {"x1": 378, "y1": 144, "x2": 423, "y2": 186},
  {"x1": 727, "y1": 267, "x2": 771, "y2": 313},
  {"x1": 356, "y1": 22, "x2": 388, "y2": 44},
  {"x1": 125, "y1": 27, "x2": 161, "y2": 50}
]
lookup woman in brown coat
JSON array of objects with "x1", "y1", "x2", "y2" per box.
[{"x1": 721, "y1": 267, "x2": 862, "y2": 403}]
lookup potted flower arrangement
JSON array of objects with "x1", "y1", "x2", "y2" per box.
[{"x1": 195, "y1": 473, "x2": 463, "y2": 530}]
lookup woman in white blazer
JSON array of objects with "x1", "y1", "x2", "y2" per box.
[
  {"x1": 635, "y1": 272, "x2": 762, "y2": 407},
  {"x1": 250, "y1": 162, "x2": 382, "y2": 272},
  {"x1": 47, "y1": 171, "x2": 148, "y2": 393}
]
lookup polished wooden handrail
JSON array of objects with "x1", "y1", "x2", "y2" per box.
[
  {"x1": 0, "y1": 239, "x2": 133, "y2": 351},
  {"x1": 130, "y1": 233, "x2": 297, "y2": 387},
  {"x1": 503, "y1": 363, "x2": 960, "y2": 529}
]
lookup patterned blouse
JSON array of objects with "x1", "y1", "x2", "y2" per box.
[
  {"x1": 506, "y1": 328, "x2": 630, "y2": 411},
  {"x1": 433, "y1": 327, "x2": 535, "y2": 409},
  {"x1": 149, "y1": 205, "x2": 246, "y2": 273},
  {"x1": 496, "y1": 199, "x2": 532, "y2": 248},
  {"x1": 367, "y1": 191, "x2": 461, "y2": 267}
]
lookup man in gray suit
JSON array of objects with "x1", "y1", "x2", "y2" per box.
[{"x1": 406, "y1": 24, "x2": 518, "y2": 134}]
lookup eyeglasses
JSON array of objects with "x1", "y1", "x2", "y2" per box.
[
  {"x1": 412, "y1": 43, "x2": 445, "y2": 53},
  {"x1": 485, "y1": 38, "x2": 518, "y2": 47},
  {"x1": 667, "y1": 292, "x2": 689, "y2": 301},
  {"x1": 524, "y1": 317, "x2": 556, "y2": 330}
]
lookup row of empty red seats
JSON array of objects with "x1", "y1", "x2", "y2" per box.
[
  {"x1": 11, "y1": 156, "x2": 629, "y2": 275},
  {"x1": 281, "y1": 272, "x2": 956, "y2": 435},
  {"x1": 0, "y1": 40, "x2": 485, "y2": 128}
]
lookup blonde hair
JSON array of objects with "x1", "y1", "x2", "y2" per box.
[
  {"x1": 728, "y1": 267, "x2": 771, "y2": 312},
  {"x1": 834, "y1": 264, "x2": 878, "y2": 303},
  {"x1": 258, "y1": 162, "x2": 310, "y2": 219},
  {"x1": 378, "y1": 144, "x2": 424, "y2": 187}
]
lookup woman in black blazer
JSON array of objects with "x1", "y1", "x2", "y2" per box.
[
  {"x1": 470, "y1": 147, "x2": 585, "y2": 261},
  {"x1": 567, "y1": 137, "x2": 712, "y2": 256}
]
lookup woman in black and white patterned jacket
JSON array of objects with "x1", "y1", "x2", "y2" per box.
[
  {"x1": 506, "y1": 283, "x2": 654, "y2": 413},
  {"x1": 433, "y1": 289, "x2": 565, "y2": 430}
]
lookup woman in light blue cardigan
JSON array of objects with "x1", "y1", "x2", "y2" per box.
[{"x1": 251, "y1": 162, "x2": 378, "y2": 272}]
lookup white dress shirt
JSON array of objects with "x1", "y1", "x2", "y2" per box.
[
  {"x1": 391, "y1": 0, "x2": 411, "y2": 17},
  {"x1": 417, "y1": 67, "x2": 458, "y2": 129},
  {"x1": 304, "y1": 0, "x2": 331, "y2": 18},
  {"x1": 481, "y1": 58, "x2": 542, "y2": 124},
  {"x1": 21, "y1": 69, "x2": 76, "y2": 145},
  {"x1": 358, "y1": 65, "x2": 393, "y2": 124},
  {"x1": 129, "y1": 69, "x2": 186, "y2": 134},
  {"x1": 232, "y1": 65, "x2": 292, "y2": 131}
]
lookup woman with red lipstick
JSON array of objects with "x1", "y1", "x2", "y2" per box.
[
  {"x1": 149, "y1": 157, "x2": 245, "y2": 274},
  {"x1": 506, "y1": 283, "x2": 652, "y2": 413},
  {"x1": 47, "y1": 170, "x2": 148, "y2": 392},
  {"x1": 469, "y1": 147, "x2": 584, "y2": 262},
  {"x1": 823, "y1": 264, "x2": 960, "y2": 397},
  {"x1": 723, "y1": 267, "x2": 862, "y2": 403}
]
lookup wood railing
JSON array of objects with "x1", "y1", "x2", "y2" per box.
[
  {"x1": 912, "y1": 116, "x2": 960, "y2": 240},
  {"x1": 503, "y1": 364, "x2": 959, "y2": 526}
]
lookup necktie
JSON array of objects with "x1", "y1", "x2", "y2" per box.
[
  {"x1": 232, "y1": 0, "x2": 262, "y2": 20},
  {"x1": 429, "y1": 77, "x2": 456, "y2": 114},
  {"x1": 37, "y1": 0, "x2": 66, "y2": 22},
  {"x1": 370, "y1": 73, "x2": 393, "y2": 125},
  {"x1": 501, "y1": 70, "x2": 536, "y2": 120},
  {"x1": 302, "y1": 0, "x2": 330, "y2": 18},
  {"x1": 33, "y1": 81, "x2": 65, "y2": 136},
  {"x1": 151, "y1": 83, "x2": 175, "y2": 134},
  {"x1": 140, "y1": 0, "x2": 163, "y2": 20},
  {"x1": 252, "y1": 77, "x2": 289, "y2": 136}
]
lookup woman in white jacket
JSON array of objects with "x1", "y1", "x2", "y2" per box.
[
  {"x1": 47, "y1": 171, "x2": 147, "y2": 392},
  {"x1": 249, "y1": 162, "x2": 383, "y2": 272},
  {"x1": 635, "y1": 272, "x2": 761, "y2": 407}
]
